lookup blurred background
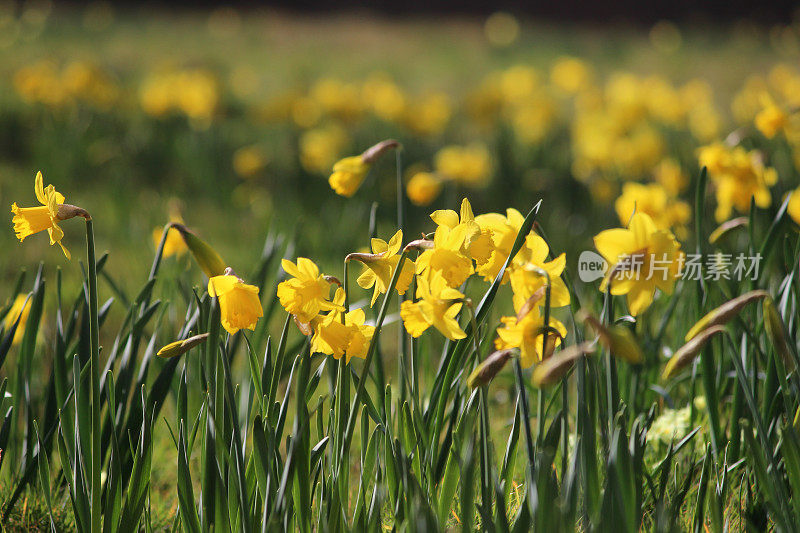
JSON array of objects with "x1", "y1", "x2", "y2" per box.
[{"x1": 0, "y1": 0, "x2": 798, "y2": 294}]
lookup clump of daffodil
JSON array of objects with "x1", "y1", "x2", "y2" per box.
[
  {"x1": 310, "y1": 289, "x2": 375, "y2": 363},
  {"x1": 406, "y1": 171, "x2": 443, "y2": 206},
  {"x1": 351, "y1": 230, "x2": 414, "y2": 306},
  {"x1": 594, "y1": 212, "x2": 683, "y2": 316},
  {"x1": 430, "y1": 198, "x2": 494, "y2": 267},
  {"x1": 11, "y1": 171, "x2": 89, "y2": 259},
  {"x1": 3, "y1": 294, "x2": 31, "y2": 345},
  {"x1": 278, "y1": 257, "x2": 341, "y2": 324},
  {"x1": 697, "y1": 142, "x2": 778, "y2": 222},
  {"x1": 208, "y1": 269, "x2": 263, "y2": 335},
  {"x1": 495, "y1": 304, "x2": 567, "y2": 368},
  {"x1": 614, "y1": 182, "x2": 691, "y2": 237},
  {"x1": 328, "y1": 139, "x2": 399, "y2": 197},
  {"x1": 152, "y1": 201, "x2": 187, "y2": 258},
  {"x1": 400, "y1": 271, "x2": 466, "y2": 341}
]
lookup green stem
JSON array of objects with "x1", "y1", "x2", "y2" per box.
[{"x1": 86, "y1": 219, "x2": 102, "y2": 533}]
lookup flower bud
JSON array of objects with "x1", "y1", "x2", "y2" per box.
[
  {"x1": 580, "y1": 311, "x2": 643, "y2": 364},
  {"x1": 171, "y1": 223, "x2": 227, "y2": 277},
  {"x1": 467, "y1": 349, "x2": 514, "y2": 388},
  {"x1": 156, "y1": 333, "x2": 209, "y2": 358},
  {"x1": 532, "y1": 342, "x2": 595, "y2": 386},
  {"x1": 685, "y1": 290, "x2": 768, "y2": 341},
  {"x1": 661, "y1": 325, "x2": 725, "y2": 379},
  {"x1": 763, "y1": 297, "x2": 795, "y2": 370},
  {"x1": 361, "y1": 139, "x2": 400, "y2": 165}
]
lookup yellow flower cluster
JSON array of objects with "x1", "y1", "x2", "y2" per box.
[
  {"x1": 13, "y1": 59, "x2": 118, "y2": 109},
  {"x1": 697, "y1": 142, "x2": 778, "y2": 222},
  {"x1": 139, "y1": 68, "x2": 219, "y2": 123}
]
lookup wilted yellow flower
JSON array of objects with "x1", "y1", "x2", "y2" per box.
[
  {"x1": 329, "y1": 156, "x2": 370, "y2": 197},
  {"x1": 3, "y1": 294, "x2": 30, "y2": 345},
  {"x1": 233, "y1": 145, "x2": 268, "y2": 178},
  {"x1": 277, "y1": 258, "x2": 340, "y2": 324},
  {"x1": 355, "y1": 230, "x2": 414, "y2": 306},
  {"x1": 11, "y1": 171, "x2": 75, "y2": 259},
  {"x1": 400, "y1": 271, "x2": 466, "y2": 341},
  {"x1": 614, "y1": 182, "x2": 691, "y2": 236},
  {"x1": 698, "y1": 142, "x2": 777, "y2": 222},
  {"x1": 594, "y1": 212, "x2": 683, "y2": 315},
  {"x1": 495, "y1": 306, "x2": 567, "y2": 368},
  {"x1": 434, "y1": 143, "x2": 492, "y2": 187},
  {"x1": 406, "y1": 171, "x2": 442, "y2": 206},
  {"x1": 415, "y1": 224, "x2": 474, "y2": 289},
  {"x1": 208, "y1": 273, "x2": 263, "y2": 335}
]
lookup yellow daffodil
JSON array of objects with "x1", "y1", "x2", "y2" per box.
[
  {"x1": 654, "y1": 158, "x2": 688, "y2": 196},
  {"x1": 406, "y1": 171, "x2": 443, "y2": 206},
  {"x1": 152, "y1": 203, "x2": 187, "y2": 258},
  {"x1": 495, "y1": 306, "x2": 567, "y2": 368},
  {"x1": 593, "y1": 212, "x2": 683, "y2": 316},
  {"x1": 614, "y1": 182, "x2": 691, "y2": 237},
  {"x1": 310, "y1": 289, "x2": 374, "y2": 363},
  {"x1": 208, "y1": 272, "x2": 263, "y2": 335},
  {"x1": 415, "y1": 224, "x2": 474, "y2": 289},
  {"x1": 277, "y1": 258, "x2": 340, "y2": 324},
  {"x1": 328, "y1": 156, "x2": 370, "y2": 197},
  {"x1": 434, "y1": 143, "x2": 492, "y2": 186},
  {"x1": 698, "y1": 142, "x2": 777, "y2": 222},
  {"x1": 3, "y1": 294, "x2": 30, "y2": 345},
  {"x1": 355, "y1": 230, "x2": 414, "y2": 306},
  {"x1": 788, "y1": 188, "x2": 800, "y2": 226},
  {"x1": 11, "y1": 171, "x2": 74, "y2": 259},
  {"x1": 474, "y1": 208, "x2": 527, "y2": 282},
  {"x1": 430, "y1": 198, "x2": 494, "y2": 266},
  {"x1": 508, "y1": 234, "x2": 570, "y2": 310},
  {"x1": 754, "y1": 98, "x2": 788, "y2": 139},
  {"x1": 400, "y1": 271, "x2": 466, "y2": 340},
  {"x1": 233, "y1": 145, "x2": 268, "y2": 178}
]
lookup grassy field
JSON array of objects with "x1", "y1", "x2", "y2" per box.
[{"x1": 1, "y1": 4, "x2": 800, "y2": 532}]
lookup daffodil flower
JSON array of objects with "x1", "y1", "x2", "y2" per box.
[
  {"x1": 208, "y1": 272, "x2": 263, "y2": 335},
  {"x1": 277, "y1": 257, "x2": 341, "y2": 324},
  {"x1": 495, "y1": 306, "x2": 567, "y2": 368},
  {"x1": 415, "y1": 224, "x2": 474, "y2": 289},
  {"x1": 11, "y1": 171, "x2": 77, "y2": 259},
  {"x1": 310, "y1": 290, "x2": 374, "y2": 363},
  {"x1": 3, "y1": 294, "x2": 31, "y2": 345},
  {"x1": 328, "y1": 156, "x2": 370, "y2": 197},
  {"x1": 400, "y1": 271, "x2": 466, "y2": 341},
  {"x1": 430, "y1": 198, "x2": 494, "y2": 266},
  {"x1": 355, "y1": 230, "x2": 414, "y2": 306},
  {"x1": 593, "y1": 212, "x2": 683, "y2": 315},
  {"x1": 474, "y1": 207, "x2": 527, "y2": 282},
  {"x1": 508, "y1": 233, "x2": 570, "y2": 311}
]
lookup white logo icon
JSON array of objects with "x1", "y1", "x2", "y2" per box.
[{"x1": 578, "y1": 251, "x2": 608, "y2": 282}]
